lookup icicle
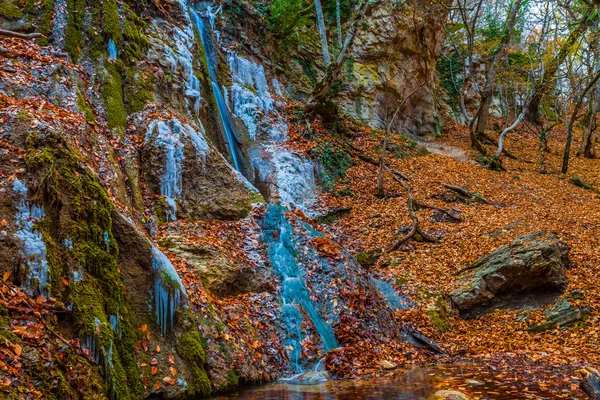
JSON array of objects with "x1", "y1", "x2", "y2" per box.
[
  {"x1": 151, "y1": 246, "x2": 187, "y2": 336},
  {"x1": 13, "y1": 180, "x2": 50, "y2": 297},
  {"x1": 72, "y1": 265, "x2": 84, "y2": 284},
  {"x1": 109, "y1": 314, "x2": 121, "y2": 338},
  {"x1": 103, "y1": 231, "x2": 110, "y2": 253},
  {"x1": 146, "y1": 119, "x2": 210, "y2": 221},
  {"x1": 63, "y1": 237, "x2": 73, "y2": 251},
  {"x1": 107, "y1": 39, "x2": 118, "y2": 60}
]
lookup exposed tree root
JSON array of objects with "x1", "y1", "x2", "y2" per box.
[
  {"x1": 0, "y1": 29, "x2": 42, "y2": 40},
  {"x1": 441, "y1": 183, "x2": 491, "y2": 204},
  {"x1": 385, "y1": 171, "x2": 440, "y2": 253}
]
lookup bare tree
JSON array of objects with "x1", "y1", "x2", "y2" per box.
[{"x1": 314, "y1": 0, "x2": 331, "y2": 66}]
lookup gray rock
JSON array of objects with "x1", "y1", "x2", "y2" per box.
[
  {"x1": 450, "y1": 232, "x2": 569, "y2": 315},
  {"x1": 529, "y1": 299, "x2": 583, "y2": 332}
]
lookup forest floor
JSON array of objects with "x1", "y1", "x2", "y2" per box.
[{"x1": 299, "y1": 116, "x2": 600, "y2": 399}]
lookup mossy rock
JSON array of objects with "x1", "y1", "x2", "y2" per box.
[
  {"x1": 102, "y1": 62, "x2": 127, "y2": 130},
  {"x1": 176, "y1": 329, "x2": 211, "y2": 397},
  {"x1": 25, "y1": 132, "x2": 143, "y2": 399},
  {"x1": 0, "y1": 1, "x2": 24, "y2": 19}
]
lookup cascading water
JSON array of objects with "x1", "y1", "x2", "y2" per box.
[
  {"x1": 145, "y1": 118, "x2": 210, "y2": 221},
  {"x1": 151, "y1": 246, "x2": 187, "y2": 336},
  {"x1": 189, "y1": 5, "x2": 243, "y2": 172},
  {"x1": 226, "y1": 52, "x2": 317, "y2": 214},
  {"x1": 13, "y1": 179, "x2": 49, "y2": 297},
  {"x1": 263, "y1": 205, "x2": 338, "y2": 371}
]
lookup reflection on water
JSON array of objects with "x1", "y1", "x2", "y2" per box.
[{"x1": 212, "y1": 364, "x2": 539, "y2": 400}]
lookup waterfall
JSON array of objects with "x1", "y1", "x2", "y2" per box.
[
  {"x1": 145, "y1": 118, "x2": 210, "y2": 221},
  {"x1": 263, "y1": 206, "x2": 338, "y2": 371},
  {"x1": 226, "y1": 52, "x2": 317, "y2": 214},
  {"x1": 151, "y1": 246, "x2": 187, "y2": 336},
  {"x1": 189, "y1": 5, "x2": 243, "y2": 172},
  {"x1": 12, "y1": 179, "x2": 49, "y2": 297}
]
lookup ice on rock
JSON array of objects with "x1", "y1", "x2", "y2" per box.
[
  {"x1": 145, "y1": 119, "x2": 210, "y2": 221},
  {"x1": 107, "y1": 39, "x2": 118, "y2": 60},
  {"x1": 151, "y1": 246, "x2": 187, "y2": 336},
  {"x1": 13, "y1": 180, "x2": 50, "y2": 297}
]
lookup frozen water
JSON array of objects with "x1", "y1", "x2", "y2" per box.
[
  {"x1": 151, "y1": 246, "x2": 187, "y2": 336},
  {"x1": 107, "y1": 39, "x2": 118, "y2": 60},
  {"x1": 146, "y1": 119, "x2": 210, "y2": 221},
  {"x1": 263, "y1": 206, "x2": 338, "y2": 371},
  {"x1": 13, "y1": 180, "x2": 49, "y2": 297}
]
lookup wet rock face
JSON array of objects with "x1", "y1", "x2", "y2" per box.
[
  {"x1": 450, "y1": 232, "x2": 570, "y2": 316},
  {"x1": 158, "y1": 234, "x2": 270, "y2": 297},
  {"x1": 140, "y1": 116, "x2": 261, "y2": 221}
]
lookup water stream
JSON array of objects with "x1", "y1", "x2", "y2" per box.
[
  {"x1": 262, "y1": 206, "x2": 339, "y2": 372},
  {"x1": 211, "y1": 363, "x2": 535, "y2": 399},
  {"x1": 189, "y1": 5, "x2": 243, "y2": 172}
]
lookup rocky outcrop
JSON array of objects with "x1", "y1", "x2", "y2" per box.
[
  {"x1": 336, "y1": 0, "x2": 452, "y2": 137},
  {"x1": 450, "y1": 232, "x2": 570, "y2": 315}
]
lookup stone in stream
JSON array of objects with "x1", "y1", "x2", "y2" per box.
[
  {"x1": 450, "y1": 232, "x2": 569, "y2": 316},
  {"x1": 279, "y1": 371, "x2": 329, "y2": 385},
  {"x1": 429, "y1": 390, "x2": 470, "y2": 400}
]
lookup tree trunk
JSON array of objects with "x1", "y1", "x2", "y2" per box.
[
  {"x1": 336, "y1": 0, "x2": 343, "y2": 47},
  {"x1": 527, "y1": 7, "x2": 595, "y2": 124},
  {"x1": 0, "y1": 29, "x2": 43, "y2": 40},
  {"x1": 307, "y1": 0, "x2": 373, "y2": 113},
  {"x1": 474, "y1": 0, "x2": 522, "y2": 138},
  {"x1": 562, "y1": 69, "x2": 600, "y2": 173},
  {"x1": 314, "y1": 0, "x2": 331, "y2": 66}
]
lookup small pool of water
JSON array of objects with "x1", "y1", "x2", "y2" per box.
[{"x1": 212, "y1": 364, "x2": 546, "y2": 400}]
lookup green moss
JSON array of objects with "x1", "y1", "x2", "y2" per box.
[
  {"x1": 103, "y1": 0, "x2": 121, "y2": 43},
  {"x1": 65, "y1": 0, "x2": 86, "y2": 62},
  {"x1": 226, "y1": 370, "x2": 239, "y2": 387},
  {"x1": 356, "y1": 251, "x2": 375, "y2": 268},
  {"x1": 25, "y1": 132, "x2": 143, "y2": 399},
  {"x1": 124, "y1": 69, "x2": 153, "y2": 114},
  {"x1": 177, "y1": 331, "x2": 207, "y2": 364},
  {"x1": 0, "y1": 2, "x2": 23, "y2": 19},
  {"x1": 76, "y1": 92, "x2": 95, "y2": 122},
  {"x1": 0, "y1": 305, "x2": 19, "y2": 343},
  {"x1": 427, "y1": 297, "x2": 451, "y2": 334},
  {"x1": 36, "y1": 0, "x2": 55, "y2": 46},
  {"x1": 102, "y1": 62, "x2": 127, "y2": 130},
  {"x1": 177, "y1": 330, "x2": 211, "y2": 397}
]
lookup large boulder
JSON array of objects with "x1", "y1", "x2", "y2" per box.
[{"x1": 450, "y1": 232, "x2": 569, "y2": 315}]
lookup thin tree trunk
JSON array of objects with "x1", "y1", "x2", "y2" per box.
[
  {"x1": 307, "y1": 0, "x2": 374, "y2": 112},
  {"x1": 314, "y1": 0, "x2": 331, "y2": 66},
  {"x1": 474, "y1": 0, "x2": 523, "y2": 139},
  {"x1": 377, "y1": 83, "x2": 426, "y2": 196},
  {"x1": 495, "y1": 105, "x2": 528, "y2": 157},
  {"x1": 336, "y1": 0, "x2": 343, "y2": 47},
  {"x1": 527, "y1": 7, "x2": 595, "y2": 124},
  {"x1": 562, "y1": 69, "x2": 600, "y2": 173}
]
